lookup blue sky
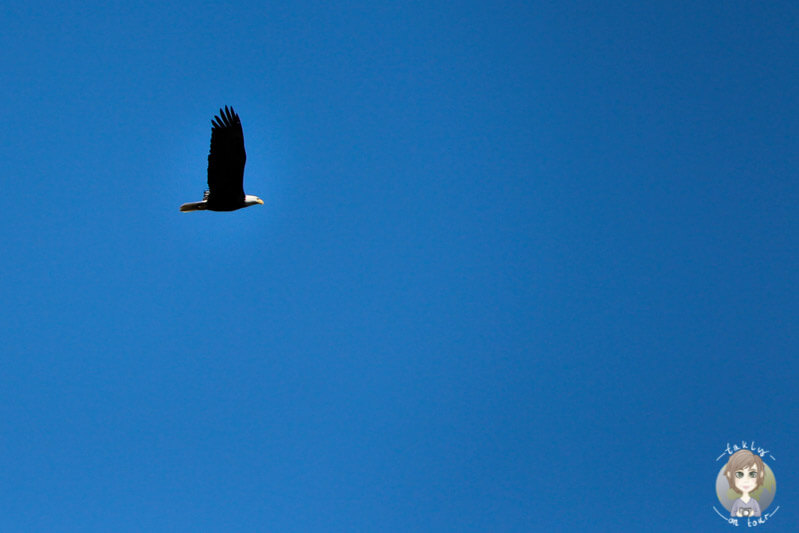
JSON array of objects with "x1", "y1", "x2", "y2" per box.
[{"x1": 0, "y1": 1, "x2": 796, "y2": 531}]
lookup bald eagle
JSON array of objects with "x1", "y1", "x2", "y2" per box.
[{"x1": 180, "y1": 106, "x2": 264, "y2": 212}]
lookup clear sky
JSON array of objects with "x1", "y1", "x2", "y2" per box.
[{"x1": 0, "y1": 1, "x2": 796, "y2": 531}]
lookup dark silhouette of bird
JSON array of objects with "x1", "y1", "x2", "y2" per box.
[{"x1": 180, "y1": 106, "x2": 263, "y2": 212}]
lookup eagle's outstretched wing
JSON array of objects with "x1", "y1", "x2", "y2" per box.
[{"x1": 207, "y1": 106, "x2": 247, "y2": 203}]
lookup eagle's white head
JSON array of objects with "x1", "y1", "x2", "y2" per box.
[{"x1": 244, "y1": 195, "x2": 264, "y2": 207}]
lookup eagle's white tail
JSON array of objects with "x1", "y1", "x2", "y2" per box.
[{"x1": 180, "y1": 201, "x2": 207, "y2": 212}]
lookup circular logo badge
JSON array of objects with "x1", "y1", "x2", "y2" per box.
[{"x1": 716, "y1": 450, "x2": 777, "y2": 518}]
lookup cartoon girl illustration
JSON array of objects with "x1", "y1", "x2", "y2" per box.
[{"x1": 723, "y1": 449, "x2": 765, "y2": 517}]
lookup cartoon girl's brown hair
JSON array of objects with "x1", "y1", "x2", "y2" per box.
[{"x1": 724, "y1": 450, "x2": 765, "y2": 494}]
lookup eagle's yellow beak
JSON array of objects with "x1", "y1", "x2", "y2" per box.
[{"x1": 256, "y1": 198, "x2": 264, "y2": 205}]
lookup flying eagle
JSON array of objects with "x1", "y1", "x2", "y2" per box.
[{"x1": 180, "y1": 106, "x2": 264, "y2": 212}]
